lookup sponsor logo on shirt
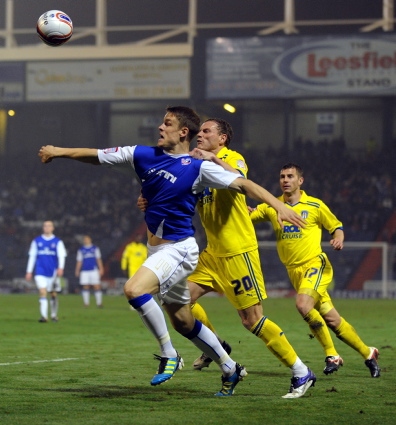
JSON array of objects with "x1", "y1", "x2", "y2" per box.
[
  {"x1": 282, "y1": 225, "x2": 302, "y2": 239},
  {"x1": 237, "y1": 160, "x2": 246, "y2": 169},
  {"x1": 103, "y1": 147, "x2": 119, "y2": 154},
  {"x1": 157, "y1": 169, "x2": 177, "y2": 183},
  {"x1": 37, "y1": 247, "x2": 57, "y2": 255}
]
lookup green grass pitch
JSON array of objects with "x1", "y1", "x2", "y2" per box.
[{"x1": 0, "y1": 294, "x2": 395, "y2": 425}]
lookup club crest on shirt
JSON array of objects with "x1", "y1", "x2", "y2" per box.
[
  {"x1": 237, "y1": 160, "x2": 246, "y2": 169},
  {"x1": 301, "y1": 210, "x2": 309, "y2": 219},
  {"x1": 103, "y1": 147, "x2": 119, "y2": 154},
  {"x1": 181, "y1": 157, "x2": 191, "y2": 165}
]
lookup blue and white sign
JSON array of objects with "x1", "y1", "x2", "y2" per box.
[{"x1": 206, "y1": 35, "x2": 396, "y2": 98}]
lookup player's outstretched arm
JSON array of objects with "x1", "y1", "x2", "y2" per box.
[
  {"x1": 229, "y1": 178, "x2": 305, "y2": 228},
  {"x1": 39, "y1": 145, "x2": 100, "y2": 165}
]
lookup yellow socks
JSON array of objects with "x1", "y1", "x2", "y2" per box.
[
  {"x1": 250, "y1": 316, "x2": 297, "y2": 367},
  {"x1": 334, "y1": 317, "x2": 371, "y2": 359},
  {"x1": 304, "y1": 309, "x2": 338, "y2": 357}
]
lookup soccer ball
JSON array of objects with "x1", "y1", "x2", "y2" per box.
[{"x1": 36, "y1": 10, "x2": 73, "y2": 47}]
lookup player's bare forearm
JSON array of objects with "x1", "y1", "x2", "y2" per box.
[
  {"x1": 230, "y1": 178, "x2": 305, "y2": 228},
  {"x1": 230, "y1": 178, "x2": 280, "y2": 207},
  {"x1": 330, "y1": 229, "x2": 344, "y2": 250},
  {"x1": 98, "y1": 260, "x2": 104, "y2": 275},
  {"x1": 39, "y1": 146, "x2": 100, "y2": 164}
]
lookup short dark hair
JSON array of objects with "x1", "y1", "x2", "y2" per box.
[
  {"x1": 166, "y1": 106, "x2": 201, "y2": 141},
  {"x1": 203, "y1": 117, "x2": 234, "y2": 147},
  {"x1": 281, "y1": 162, "x2": 304, "y2": 177}
]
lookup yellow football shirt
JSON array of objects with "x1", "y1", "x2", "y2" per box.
[
  {"x1": 250, "y1": 191, "x2": 343, "y2": 267},
  {"x1": 121, "y1": 242, "x2": 148, "y2": 278},
  {"x1": 197, "y1": 147, "x2": 258, "y2": 257}
]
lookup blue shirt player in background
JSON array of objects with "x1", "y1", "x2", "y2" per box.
[
  {"x1": 38, "y1": 106, "x2": 308, "y2": 396},
  {"x1": 75, "y1": 235, "x2": 104, "y2": 308},
  {"x1": 26, "y1": 220, "x2": 67, "y2": 323}
]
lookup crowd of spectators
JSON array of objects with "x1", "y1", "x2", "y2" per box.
[
  {"x1": 0, "y1": 157, "x2": 142, "y2": 281},
  {"x1": 0, "y1": 137, "x2": 395, "y2": 284}
]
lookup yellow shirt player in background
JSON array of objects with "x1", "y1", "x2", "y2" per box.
[
  {"x1": 250, "y1": 162, "x2": 380, "y2": 378},
  {"x1": 121, "y1": 233, "x2": 148, "y2": 279},
  {"x1": 187, "y1": 119, "x2": 316, "y2": 398}
]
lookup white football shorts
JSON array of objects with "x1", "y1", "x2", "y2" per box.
[
  {"x1": 144, "y1": 236, "x2": 199, "y2": 305},
  {"x1": 35, "y1": 274, "x2": 62, "y2": 292},
  {"x1": 79, "y1": 269, "x2": 101, "y2": 285}
]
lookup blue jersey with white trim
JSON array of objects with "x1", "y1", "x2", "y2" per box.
[
  {"x1": 98, "y1": 145, "x2": 241, "y2": 241},
  {"x1": 134, "y1": 146, "x2": 202, "y2": 240},
  {"x1": 31, "y1": 236, "x2": 62, "y2": 277},
  {"x1": 77, "y1": 245, "x2": 100, "y2": 271}
]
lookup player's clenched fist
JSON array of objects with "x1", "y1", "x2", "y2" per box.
[{"x1": 39, "y1": 145, "x2": 56, "y2": 163}]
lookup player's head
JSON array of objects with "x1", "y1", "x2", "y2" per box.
[
  {"x1": 281, "y1": 163, "x2": 303, "y2": 178},
  {"x1": 279, "y1": 163, "x2": 304, "y2": 196},
  {"x1": 197, "y1": 118, "x2": 234, "y2": 152},
  {"x1": 42, "y1": 220, "x2": 54, "y2": 235},
  {"x1": 158, "y1": 106, "x2": 200, "y2": 150},
  {"x1": 83, "y1": 235, "x2": 92, "y2": 246}
]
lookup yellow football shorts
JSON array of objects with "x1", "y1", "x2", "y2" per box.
[
  {"x1": 286, "y1": 253, "x2": 334, "y2": 314},
  {"x1": 188, "y1": 248, "x2": 266, "y2": 310}
]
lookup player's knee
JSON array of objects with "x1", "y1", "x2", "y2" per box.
[
  {"x1": 241, "y1": 320, "x2": 250, "y2": 330},
  {"x1": 123, "y1": 282, "x2": 142, "y2": 299},
  {"x1": 238, "y1": 304, "x2": 263, "y2": 330},
  {"x1": 295, "y1": 302, "x2": 308, "y2": 317},
  {"x1": 295, "y1": 296, "x2": 314, "y2": 317},
  {"x1": 240, "y1": 316, "x2": 257, "y2": 330}
]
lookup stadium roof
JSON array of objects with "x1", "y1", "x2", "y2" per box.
[{"x1": 0, "y1": 0, "x2": 393, "y2": 61}]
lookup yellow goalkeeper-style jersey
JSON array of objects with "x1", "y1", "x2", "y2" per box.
[
  {"x1": 197, "y1": 146, "x2": 258, "y2": 257},
  {"x1": 121, "y1": 241, "x2": 148, "y2": 278},
  {"x1": 250, "y1": 191, "x2": 343, "y2": 268}
]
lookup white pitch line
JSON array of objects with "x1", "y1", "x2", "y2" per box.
[{"x1": 0, "y1": 358, "x2": 80, "y2": 366}]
